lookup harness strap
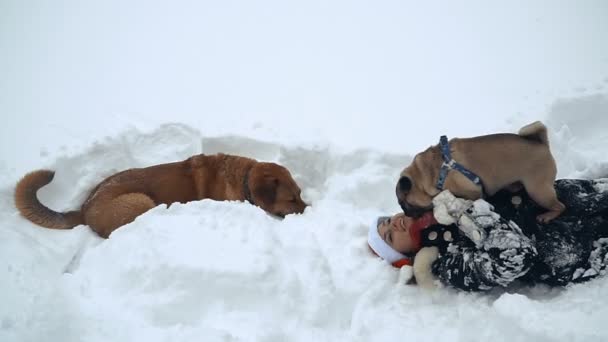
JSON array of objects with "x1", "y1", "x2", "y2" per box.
[{"x1": 436, "y1": 135, "x2": 483, "y2": 192}]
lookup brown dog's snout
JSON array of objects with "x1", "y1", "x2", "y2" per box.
[
  {"x1": 275, "y1": 201, "x2": 307, "y2": 218},
  {"x1": 295, "y1": 201, "x2": 308, "y2": 214}
]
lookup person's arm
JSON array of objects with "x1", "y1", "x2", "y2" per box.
[
  {"x1": 428, "y1": 191, "x2": 538, "y2": 291},
  {"x1": 554, "y1": 179, "x2": 608, "y2": 216}
]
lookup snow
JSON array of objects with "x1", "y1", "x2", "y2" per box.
[{"x1": 2, "y1": 1, "x2": 608, "y2": 341}]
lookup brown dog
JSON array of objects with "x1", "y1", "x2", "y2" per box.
[
  {"x1": 396, "y1": 121, "x2": 565, "y2": 223},
  {"x1": 15, "y1": 153, "x2": 307, "y2": 238}
]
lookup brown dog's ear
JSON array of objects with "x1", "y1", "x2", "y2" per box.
[{"x1": 252, "y1": 175, "x2": 279, "y2": 205}]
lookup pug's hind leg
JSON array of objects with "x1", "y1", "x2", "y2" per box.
[{"x1": 523, "y1": 179, "x2": 565, "y2": 223}]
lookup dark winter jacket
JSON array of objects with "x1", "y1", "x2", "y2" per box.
[{"x1": 430, "y1": 179, "x2": 608, "y2": 291}]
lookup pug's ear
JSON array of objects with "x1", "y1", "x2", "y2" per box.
[
  {"x1": 253, "y1": 175, "x2": 279, "y2": 205},
  {"x1": 398, "y1": 176, "x2": 412, "y2": 192}
]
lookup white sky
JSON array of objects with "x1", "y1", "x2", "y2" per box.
[
  {"x1": 1, "y1": 0, "x2": 608, "y2": 174},
  {"x1": 1, "y1": 4, "x2": 608, "y2": 340}
]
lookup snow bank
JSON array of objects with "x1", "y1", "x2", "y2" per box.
[{"x1": 2, "y1": 93, "x2": 608, "y2": 342}]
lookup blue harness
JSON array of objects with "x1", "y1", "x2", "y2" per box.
[{"x1": 436, "y1": 135, "x2": 484, "y2": 193}]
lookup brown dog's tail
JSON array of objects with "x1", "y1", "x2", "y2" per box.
[
  {"x1": 518, "y1": 121, "x2": 549, "y2": 146},
  {"x1": 14, "y1": 170, "x2": 83, "y2": 229}
]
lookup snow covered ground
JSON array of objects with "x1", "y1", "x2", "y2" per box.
[{"x1": 2, "y1": 1, "x2": 608, "y2": 342}]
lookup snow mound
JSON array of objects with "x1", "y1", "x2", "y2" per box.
[
  {"x1": 510, "y1": 93, "x2": 608, "y2": 179},
  {"x1": 3, "y1": 94, "x2": 608, "y2": 341}
]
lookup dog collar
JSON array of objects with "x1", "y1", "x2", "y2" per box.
[
  {"x1": 436, "y1": 135, "x2": 484, "y2": 192},
  {"x1": 243, "y1": 167, "x2": 255, "y2": 205}
]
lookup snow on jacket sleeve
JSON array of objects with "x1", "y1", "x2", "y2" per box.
[{"x1": 431, "y1": 199, "x2": 538, "y2": 291}]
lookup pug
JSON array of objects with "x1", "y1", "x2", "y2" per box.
[{"x1": 395, "y1": 121, "x2": 565, "y2": 223}]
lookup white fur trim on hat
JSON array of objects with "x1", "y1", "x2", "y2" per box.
[{"x1": 368, "y1": 218, "x2": 408, "y2": 264}]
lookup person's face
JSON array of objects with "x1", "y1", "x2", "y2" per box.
[{"x1": 377, "y1": 213, "x2": 417, "y2": 254}]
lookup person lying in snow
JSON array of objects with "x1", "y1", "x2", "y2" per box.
[{"x1": 368, "y1": 178, "x2": 608, "y2": 291}]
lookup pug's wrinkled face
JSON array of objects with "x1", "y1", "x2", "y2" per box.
[
  {"x1": 395, "y1": 156, "x2": 437, "y2": 217},
  {"x1": 248, "y1": 163, "x2": 307, "y2": 217}
]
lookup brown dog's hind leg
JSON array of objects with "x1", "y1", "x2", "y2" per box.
[
  {"x1": 523, "y1": 180, "x2": 565, "y2": 223},
  {"x1": 85, "y1": 193, "x2": 156, "y2": 238}
]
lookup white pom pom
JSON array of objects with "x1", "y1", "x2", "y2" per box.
[{"x1": 413, "y1": 247, "x2": 440, "y2": 290}]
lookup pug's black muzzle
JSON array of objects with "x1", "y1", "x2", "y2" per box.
[{"x1": 398, "y1": 200, "x2": 433, "y2": 218}]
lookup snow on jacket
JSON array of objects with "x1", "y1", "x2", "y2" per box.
[{"x1": 430, "y1": 179, "x2": 608, "y2": 291}]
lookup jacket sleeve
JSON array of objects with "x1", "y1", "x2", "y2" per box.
[{"x1": 431, "y1": 200, "x2": 538, "y2": 291}]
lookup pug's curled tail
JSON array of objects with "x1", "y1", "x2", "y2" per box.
[
  {"x1": 518, "y1": 121, "x2": 549, "y2": 146},
  {"x1": 14, "y1": 170, "x2": 83, "y2": 229}
]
